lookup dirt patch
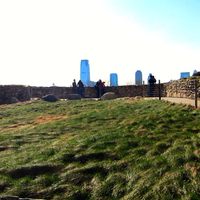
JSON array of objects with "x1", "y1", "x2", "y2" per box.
[
  {"x1": 193, "y1": 149, "x2": 200, "y2": 158},
  {"x1": 185, "y1": 163, "x2": 200, "y2": 177},
  {"x1": 7, "y1": 164, "x2": 62, "y2": 179},
  {"x1": 0, "y1": 115, "x2": 66, "y2": 132},
  {"x1": 34, "y1": 115, "x2": 67, "y2": 125},
  {"x1": 0, "y1": 124, "x2": 32, "y2": 132}
]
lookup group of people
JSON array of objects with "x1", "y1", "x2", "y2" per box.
[
  {"x1": 72, "y1": 79, "x2": 85, "y2": 97},
  {"x1": 72, "y1": 74, "x2": 156, "y2": 98},
  {"x1": 72, "y1": 79, "x2": 105, "y2": 98},
  {"x1": 94, "y1": 79, "x2": 105, "y2": 98}
]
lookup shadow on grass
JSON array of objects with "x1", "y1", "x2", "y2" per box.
[
  {"x1": 62, "y1": 152, "x2": 119, "y2": 164},
  {"x1": 6, "y1": 164, "x2": 62, "y2": 179}
]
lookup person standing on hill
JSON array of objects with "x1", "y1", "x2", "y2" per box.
[
  {"x1": 72, "y1": 79, "x2": 77, "y2": 94},
  {"x1": 77, "y1": 80, "x2": 84, "y2": 97},
  {"x1": 148, "y1": 73, "x2": 156, "y2": 97}
]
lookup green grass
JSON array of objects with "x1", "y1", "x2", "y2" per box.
[{"x1": 0, "y1": 98, "x2": 200, "y2": 199}]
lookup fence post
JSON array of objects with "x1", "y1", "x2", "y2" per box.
[
  {"x1": 142, "y1": 81, "x2": 145, "y2": 97},
  {"x1": 158, "y1": 80, "x2": 161, "y2": 100},
  {"x1": 194, "y1": 79, "x2": 198, "y2": 108}
]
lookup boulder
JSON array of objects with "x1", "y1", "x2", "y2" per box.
[
  {"x1": 9, "y1": 97, "x2": 19, "y2": 104},
  {"x1": 100, "y1": 92, "x2": 117, "y2": 100},
  {"x1": 135, "y1": 96, "x2": 142, "y2": 100},
  {"x1": 66, "y1": 94, "x2": 81, "y2": 100},
  {"x1": 42, "y1": 94, "x2": 58, "y2": 102}
]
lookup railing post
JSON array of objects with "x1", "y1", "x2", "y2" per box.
[
  {"x1": 142, "y1": 81, "x2": 145, "y2": 97},
  {"x1": 195, "y1": 79, "x2": 198, "y2": 108},
  {"x1": 158, "y1": 80, "x2": 161, "y2": 100}
]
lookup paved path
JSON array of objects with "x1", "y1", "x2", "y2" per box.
[{"x1": 146, "y1": 97, "x2": 200, "y2": 108}]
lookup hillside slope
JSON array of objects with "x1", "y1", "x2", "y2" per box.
[{"x1": 0, "y1": 99, "x2": 199, "y2": 199}]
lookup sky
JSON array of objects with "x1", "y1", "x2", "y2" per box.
[{"x1": 0, "y1": 0, "x2": 200, "y2": 86}]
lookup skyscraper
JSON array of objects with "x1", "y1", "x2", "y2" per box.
[
  {"x1": 80, "y1": 60, "x2": 90, "y2": 86},
  {"x1": 135, "y1": 70, "x2": 143, "y2": 85},
  {"x1": 180, "y1": 72, "x2": 190, "y2": 78},
  {"x1": 110, "y1": 73, "x2": 118, "y2": 86}
]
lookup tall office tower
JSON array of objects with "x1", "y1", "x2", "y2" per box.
[
  {"x1": 180, "y1": 72, "x2": 190, "y2": 78},
  {"x1": 80, "y1": 60, "x2": 90, "y2": 86},
  {"x1": 135, "y1": 70, "x2": 143, "y2": 85},
  {"x1": 110, "y1": 73, "x2": 118, "y2": 86}
]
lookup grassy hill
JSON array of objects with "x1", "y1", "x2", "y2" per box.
[{"x1": 0, "y1": 98, "x2": 199, "y2": 200}]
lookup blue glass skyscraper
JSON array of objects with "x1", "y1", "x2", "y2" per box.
[
  {"x1": 80, "y1": 60, "x2": 90, "y2": 86},
  {"x1": 110, "y1": 73, "x2": 118, "y2": 86},
  {"x1": 180, "y1": 72, "x2": 190, "y2": 78},
  {"x1": 135, "y1": 70, "x2": 142, "y2": 85}
]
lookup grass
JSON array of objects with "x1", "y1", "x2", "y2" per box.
[{"x1": 0, "y1": 98, "x2": 200, "y2": 199}]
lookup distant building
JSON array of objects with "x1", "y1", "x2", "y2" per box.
[
  {"x1": 88, "y1": 81, "x2": 96, "y2": 87},
  {"x1": 135, "y1": 70, "x2": 143, "y2": 85},
  {"x1": 80, "y1": 60, "x2": 90, "y2": 86},
  {"x1": 180, "y1": 72, "x2": 190, "y2": 79},
  {"x1": 110, "y1": 73, "x2": 118, "y2": 86}
]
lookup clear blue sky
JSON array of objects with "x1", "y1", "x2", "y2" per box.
[
  {"x1": 111, "y1": 0, "x2": 200, "y2": 46},
  {"x1": 0, "y1": 0, "x2": 199, "y2": 86}
]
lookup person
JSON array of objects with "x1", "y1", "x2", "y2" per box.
[
  {"x1": 77, "y1": 80, "x2": 84, "y2": 97},
  {"x1": 148, "y1": 73, "x2": 156, "y2": 97},
  {"x1": 72, "y1": 79, "x2": 77, "y2": 93},
  {"x1": 95, "y1": 79, "x2": 105, "y2": 98}
]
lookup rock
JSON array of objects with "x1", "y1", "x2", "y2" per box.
[
  {"x1": 66, "y1": 94, "x2": 81, "y2": 100},
  {"x1": 41, "y1": 94, "x2": 58, "y2": 102},
  {"x1": 10, "y1": 97, "x2": 19, "y2": 104},
  {"x1": 100, "y1": 92, "x2": 117, "y2": 100},
  {"x1": 135, "y1": 96, "x2": 142, "y2": 99}
]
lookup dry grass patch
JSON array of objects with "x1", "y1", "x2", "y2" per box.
[
  {"x1": 34, "y1": 115, "x2": 67, "y2": 125},
  {"x1": 185, "y1": 162, "x2": 200, "y2": 178},
  {"x1": 0, "y1": 124, "x2": 32, "y2": 132}
]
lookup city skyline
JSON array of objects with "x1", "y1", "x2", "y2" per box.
[{"x1": 0, "y1": 0, "x2": 199, "y2": 86}]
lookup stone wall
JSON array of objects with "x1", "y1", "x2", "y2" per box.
[
  {"x1": 164, "y1": 77, "x2": 200, "y2": 98},
  {"x1": 28, "y1": 84, "x2": 163, "y2": 99},
  {"x1": 0, "y1": 85, "x2": 31, "y2": 104},
  {"x1": 0, "y1": 84, "x2": 163, "y2": 104}
]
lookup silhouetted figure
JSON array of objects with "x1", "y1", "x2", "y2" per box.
[
  {"x1": 148, "y1": 73, "x2": 156, "y2": 97},
  {"x1": 77, "y1": 80, "x2": 84, "y2": 97},
  {"x1": 72, "y1": 79, "x2": 77, "y2": 93},
  {"x1": 193, "y1": 70, "x2": 200, "y2": 76},
  {"x1": 95, "y1": 79, "x2": 105, "y2": 98}
]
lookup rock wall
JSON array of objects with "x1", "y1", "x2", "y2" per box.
[
  {"x1": 0, "y1": 84, "x2": 163, "y2": 104},
  {"x1": 0, "y1": 85, "x2": 31, "y2": 104},
  {"x1": 164, "y1": 77, "x2": 200, "y2": 98},
  {"x1": 31, "y1": 84, "x2": 163, "y2": 99}
]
